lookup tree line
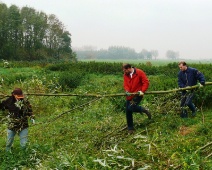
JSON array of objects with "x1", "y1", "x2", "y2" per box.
[
  {"x1": 74, "y1": 46, "x2": 180, "y2": 60},
  {"x1": 0, "y1": 3, "x2": 76, "y2": 61}
]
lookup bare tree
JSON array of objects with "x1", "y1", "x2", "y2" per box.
[{"x1": 166, "y1": 50, "x2": 179, "y2": 60}]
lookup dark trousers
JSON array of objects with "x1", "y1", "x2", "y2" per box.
[
  {"x1": 126, "y1": 96, "x2": 145, "y2": 130},
  {"x1": 180, "y1": 92, "x2": 196, "y2": 117}
]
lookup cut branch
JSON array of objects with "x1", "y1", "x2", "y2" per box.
[{"x1": 0, "y1": 82, "x2": 212, "y2": 98}]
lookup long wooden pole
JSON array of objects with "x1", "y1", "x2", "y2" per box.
[{"x1": 1, "y1": 82, "x2": 212, "y2": 98}]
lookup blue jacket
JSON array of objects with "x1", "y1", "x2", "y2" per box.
[{"x1": 178, "y1": 67, "x2": 205, "y2": 88}]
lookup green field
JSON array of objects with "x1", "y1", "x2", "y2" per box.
[
  {"x1": 78, "y1": 58, "x2": 212, "y2": 66},
  {"x1": 0, "y1": 61, "x2": 212, "y2": 169}
]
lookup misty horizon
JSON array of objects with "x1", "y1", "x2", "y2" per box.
[
  {"x1": 2, "y1": 0, "x2": 212, "y2": 60},
  {"x1": 72, "y1": 45, "x2": 212, "y2": 60}
]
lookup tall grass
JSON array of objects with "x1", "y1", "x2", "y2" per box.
[{"x1": 0, "y1": 61, "x2": 212, "y2": 169}]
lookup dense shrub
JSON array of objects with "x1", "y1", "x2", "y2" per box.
[
  {"x1": 1, "y1": 74, "x2": 27, "y2": 85},
  {"x1": 45, "y1": 63, "x2": 71, "y2": 71},
  {"x1": 46, "y1": 61, "x2": 123, "y2": 75},
  {"x1": 58, "y1": 70, "x2": 86, "y2": 90}
]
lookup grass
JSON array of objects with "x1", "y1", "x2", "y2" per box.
[
  {"x1": 0, "y1": 65, "x2": 212, "y2": 169},
  {"x1": 78, "y1": 58, "x2": 212, "y2": 66}
]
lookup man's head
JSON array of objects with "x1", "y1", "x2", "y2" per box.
[
  {"x1": 178, "y1": 61, "x2": 188, "y2": 71},
  {"x1": 12, "y1": 88, "x2": 24, "y2": 99},
  {"x1": 123, "y1": 63, "x2": 133, "y2": 75}
]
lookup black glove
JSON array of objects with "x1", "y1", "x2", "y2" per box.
[{"x1": 200, "y1": 82, "x2": 205, "y2": 86}]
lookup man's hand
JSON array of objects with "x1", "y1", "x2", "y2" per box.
[
  {"x1": 137, "y1": 91, "x2": 144, "y2": 96},
  {"x1": 125, "y1": 91, "x2": 131, "y2": 96},
  {"x1": 198, "y1": 82, "x2": 204, "y2": 88},
  {"x1": 185, "y1": 86, "x2": 191, "y2": 92},
  {"x1": 30, "y1": 119, "x2": 35, "y2": 124}
]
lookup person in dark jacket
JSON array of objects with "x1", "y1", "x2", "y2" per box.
[
  {"x1": 0, "y1": 88, "x2": 35, "y2": 151},
  {"x1": 123, "y1": 63, "x2": 151, "y2": 133},
  {"x1": 178, "y1": 61, "x2": 205, "y2": 118}
]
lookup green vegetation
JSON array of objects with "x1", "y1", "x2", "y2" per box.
[
  {"x1": 0, "y1": 61, "x2": 212, "y2": 169},
  {"x1": 0, "y1": 2, "x2": 76, "y2": 61},
  {"x1": 79, "y1": 58, "x2": 212, "y2": 66}
]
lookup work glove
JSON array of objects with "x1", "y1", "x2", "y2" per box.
[
  {"x1": 137, "y1": 91, "x2": 144, "y2": 96},
  {"x1": 125, "y1": 91, "x2": 131, "y2": 96},
  {"x1": 198, "y1": 82, "x2": 204, "y2": 88},
  {"x1": 30, "y1": 119, "x2": 35, "y2": 124}
]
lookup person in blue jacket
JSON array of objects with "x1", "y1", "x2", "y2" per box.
[{"x1": 178, "y1": 61, "x2": 205, "y2": 118}]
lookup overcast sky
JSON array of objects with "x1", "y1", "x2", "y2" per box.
[{"x1": 2, "y1": 0, "x2": 212, "y2": 59}]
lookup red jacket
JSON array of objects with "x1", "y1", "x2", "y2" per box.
[{"x1": 123, "y1": 68, "x2": 149, "y2": 100}]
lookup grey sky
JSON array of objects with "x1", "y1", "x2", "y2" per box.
[{"x1": 2, "y1": 0, "x2": 212, "y2": 59}]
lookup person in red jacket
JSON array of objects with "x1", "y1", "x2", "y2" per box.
[{"x1": 123, "y1": 63, "x2": 151, "y2": 133}]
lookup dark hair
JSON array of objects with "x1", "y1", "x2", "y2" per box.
[
  {"x1": 123, "y1": 63, "x2": 132, "y2": 69},
  {"x1": 12, "y1": 88, "x2": 24, "y2": 98},
  {"x1": 178, "y1": 61, "x2": 187, "y2": 66}
]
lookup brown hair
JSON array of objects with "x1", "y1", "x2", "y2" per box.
[
  {"x1": 178, "y1": 61, "x2": 187, "y2": 66},
  {"x1": 123, "y1": 63, "x2": 132, "y2": 69},
  {"x1": 12, "y1": 88, "x2": 24, "y2": 98}
]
